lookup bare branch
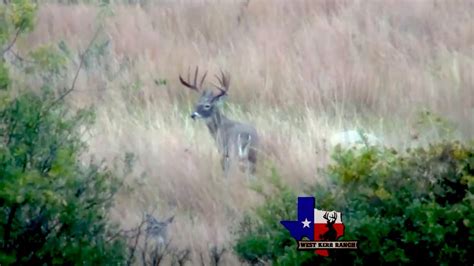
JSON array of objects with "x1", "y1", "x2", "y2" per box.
[
  {"x1": 50, "y1": 26, "x2": 102, "y2": 106},
  {"x1": 126, "y1": 214, "x2": 147, "y2": 266},
  {"x1": 171, "y1": 247, "x2": 191, "y2": 266},
  {"x1": 9, "y1": 49, "x2": 35, "y2": 64},
  {"x1": 1, "y1": 28, "x2": 21, "y2": 56},
  {"x1": 209, "y1": 245, "x2": 226, "y2": 266}
]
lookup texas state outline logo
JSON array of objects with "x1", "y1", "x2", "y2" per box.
[{"x1": 280, "y1": 196, "x2": 358, "y2": 256}]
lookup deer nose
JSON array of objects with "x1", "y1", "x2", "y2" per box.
[{"x1": 191, "y1": 112, "x2": 201, "y2": 120}]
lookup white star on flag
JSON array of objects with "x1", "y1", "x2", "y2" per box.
[{"x1": 302, "y1": 218, "x2": 311, "y2": 228}]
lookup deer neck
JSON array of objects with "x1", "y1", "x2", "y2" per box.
[{"x1": 205, "y1": 109, "x2": 228, "y2": 139}]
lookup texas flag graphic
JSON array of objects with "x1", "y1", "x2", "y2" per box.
[{"x1": 280, "y1": 197, "x2": 345, "y2": 256}]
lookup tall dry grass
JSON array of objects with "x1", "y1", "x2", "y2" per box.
[{"x1": 17, "y1": 0, "x2": 474, "y2": 264}]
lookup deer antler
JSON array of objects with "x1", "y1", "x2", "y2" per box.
[
  {"x1": 323, "y1": 212, "x2": 329, "y2": 221},
  {"x1": 323, "y1": 211, "x2": 337, "y2": 223},
  {"x1": 211, "y1": 70, "x2": 230, "y2": 102},
  {"x1": 179, "y1": 66, "x2": 207, "y2": 92}
]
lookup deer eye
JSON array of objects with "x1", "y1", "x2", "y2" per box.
[{"x1": 204, "y1": 104, "x2": 211, "y2": 109}]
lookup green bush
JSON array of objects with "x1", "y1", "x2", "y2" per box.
[
  {"x1": 0, "y1": 89, "x2": 127, "y2": 265},
  {"x1": 234, "y1": 142, "x2": 474, "y2": 265},
  {"x1": 234, "y1": 170, "x2": 325, "y2": 265},
  {"x1": 0, "y1": 1, "x2": 128, "y2": 264}
]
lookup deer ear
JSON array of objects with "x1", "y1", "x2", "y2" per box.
[
  {"x1": 213, "y1": 94, "x2": 228, "y2": 104},
  {"x1": 213, "y1": 96, "x2": 228, "y2": 107}
]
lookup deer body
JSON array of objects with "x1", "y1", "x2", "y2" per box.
[
  {"x1": 180, "y1": 67, "x2": 258, "y2": 176},
  {"x1": 204, "y1": 108, "x2": 258, "y2": 174}
]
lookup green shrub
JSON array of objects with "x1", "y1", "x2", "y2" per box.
[
  {"x1": 0, "y1": 60, "x2": 10, "y2": 90},
  {"x1": 330, "y1": 143, "x2": 473, "y2": 265},
  {"x1": 234, "y1": 169, "x2": 318, "y2": 265},
  {"x1": 0, "y1": 1, "x2": 128, "y2": 264},
  {"x1": 234, "y1": 142, "x2": 474, "y2": 265},
  {"x1": 0, "y1": 88, "x2": 127, "y2": 265}
]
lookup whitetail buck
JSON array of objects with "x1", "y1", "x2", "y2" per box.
[{"x1": 179, "y1": 67, "x2": 259, "y2": 176}]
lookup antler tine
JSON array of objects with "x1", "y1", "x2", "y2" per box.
[
  {"x1": 221, "y1": 70, "x2": 230, "y2": 91},
  {"x1": 179, "y1": 66, "x2": 207, "y2": 92},
  {"x1": 193, "y1": 66, "x2": 199, "y2": 88},
  {"x1": 216, "y1": 70, "x2": 230, "y2": 91},
  {"x1": 209, "y1": 69, "x2": 231, "y2": 102},
  {"x1": 211, "y1": 76, "x2": 222, "y2": 91},
  {"x1": 212, "y1": 75, "x2": 222, "y2": 91},
  {"x1": 214, "y1": 73, "x2": 222, "y2": 85},
  {"x1": 211, "y1": 70, "x2": 230, "y2": 93},
  {"x1": 199, "y1": 71, "x2": 208, "y2": 89},
  {"x1": 186, "y1": 65, "x2": 192, "y2": 87}
]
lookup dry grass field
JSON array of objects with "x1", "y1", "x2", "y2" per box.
[{"x1": 17, "y1": 0, "x2": 473, "y2": 264}]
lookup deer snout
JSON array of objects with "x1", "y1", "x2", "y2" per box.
[{"x1": 191, "y1": 112, "x2": 201, "y2": 120}]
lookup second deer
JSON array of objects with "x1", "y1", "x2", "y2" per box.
[{"x1": 179, "y1": 67, "x2": 259, "y2": 177}]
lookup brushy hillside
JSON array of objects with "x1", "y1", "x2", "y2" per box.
[{"x1": 10, "y1": 0, "x2": 473, "y2": 264}]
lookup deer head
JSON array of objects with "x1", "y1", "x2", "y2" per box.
[
  {"x1": 322, "y1": 211, "x2": 337, "y2": 224},
  {"x1": 179, "y1": 66, "x2": 230, "y2": 120}
]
